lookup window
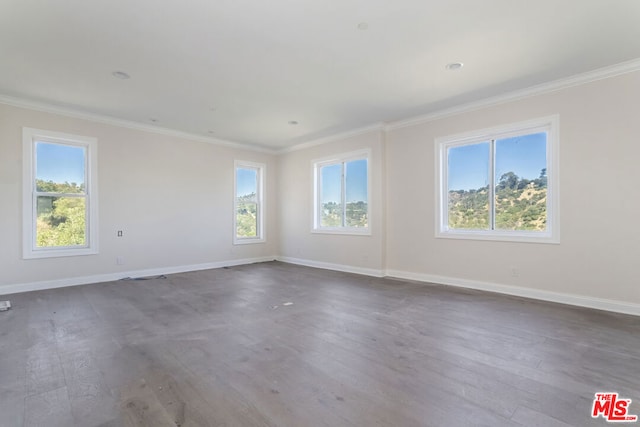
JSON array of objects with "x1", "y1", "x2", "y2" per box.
[
  {"x1": 22, "y1": 128, "x2": 98, "y2": 258},
  {"x1": 234, "y1": 161, "x2": 265, "y2": 244},
  {"x1": 436, "y1": 116, "x2": 559, "y2": 243},
  {"x1": 313, "y1": 150, "x2": 370, "y2": 234}
]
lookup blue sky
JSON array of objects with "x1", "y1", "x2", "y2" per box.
[
  {"x1": 36, "y1": 142, "x2": 85, "y2": 184},
  {"x1": 321, "y1": 159, "x2": 368, "y2": 203},
  {"x1": 237, "y1": 167, "x2": 257, "y2": 197},
  {"x1": 448, "y1": 132, "x2": 546, "y2": 191}
]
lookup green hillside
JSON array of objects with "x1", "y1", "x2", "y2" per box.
[
  {"x1": 35, "y1": 179, "x2": 86, "y2": 247},
  {"x1": 448, "y1": 170, "x2": 547, "y2": 231},
  {"x1": 321, "y1": 201, "x2": 368, "y2": 228},
  {"x1": 236, "y1": 193, "x2": 258, "y2": 237}
]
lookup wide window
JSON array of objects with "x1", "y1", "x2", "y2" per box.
[
  {"x1": 234, "y1": 161, "x2": 265, "y2": 244},
  {"x1": 23, "y1": 128, "x2": 98, "y2": 258},
  {"x1": 436, "y1": 116, "x2": 559, "y2": 243},
  {"x1": 313, "y1": 150, "x2": 370, "y2": 234}
]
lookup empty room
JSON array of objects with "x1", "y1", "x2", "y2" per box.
[{"x1": 1, "y1": 1, "x2": 640, "y2": 426}]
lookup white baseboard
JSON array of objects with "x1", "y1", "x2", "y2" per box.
[
  {"x1": 274, "y1": 258, "x2": 640, "y2": 316},
  {"x1": 276, "y1": 256, "x2": 385, "y2": 278},
  {"x1": 385, "y1": 269, "x2": 640, "y2": 317},
  {"x1": 0, "y1": 256, "x2": 276, "y2": 296},
  {"x1": 3, "y1": 255, "x2": 639, "y2": 317}
]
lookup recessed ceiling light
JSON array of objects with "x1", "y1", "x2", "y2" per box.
[
  {"x1": 112, "y1": 71, "x2": 130, "y2": 79},
  {"x1": 445, "y1": 62, "x2": 464, "y2": 71},
  {"x1": 357, "y1": 22, "x2": 369, "y2": 30},
  {"x1": 288, "y1": 120, "x2": 299, "y2": 125}
]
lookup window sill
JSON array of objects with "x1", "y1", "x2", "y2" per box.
[
  {"x1": 311, "y1": 228, "x2": 371, "y2": 236},
  {"x1": 436, "y1": 230, "x2": 559, "y2": 244},
  {"x1": 233, "y1": 238, "x2": 266, "y2": 245},
  {"x1": 24, "y1": 247, "x2": 99, "y2": 259}
]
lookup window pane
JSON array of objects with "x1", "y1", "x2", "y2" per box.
[
  {"x1": 447, "y1": 142, "x2": 490, "y2": 230},
  {"x1": 345, "y1": 159, "x2": 368, "y2": 228},
  {"x1": 36, "y1": 142, "x2": 85, "y2": 193},
  {"x1": 236, "y1": 168, "x2": 258, "y2": 238},
  {"x1": 36, "y1": 196, "x2": 86, "y2": 247},
  {"x1": 320, "y1": 163, "x2": 342, "y2": 227},
  {"x1": 236, "y1": 168, "x2": 257, "y2": 199},
  {"x1": 236, "y1": 202, "x2": 257, "y2": 238},
  {"x1": 495, "y1": 132, "x2": 547, "y2": 231}
]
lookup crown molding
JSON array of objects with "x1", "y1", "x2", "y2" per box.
[
  {"x1": 386, "y1": 57, "x2": 640, "y2": 131},
  {"x1": 278, "y1": 123, "x2": 385, "y2": 154},
  {"x1": 3, "y1": 58, "x2": 639, "y2": 154},
  {"x1": 280, "y1": 58, "x2": 640, "y2": 150},
  {"x1": 0, "y1": 94, "x2": 276, "y2": 154}
]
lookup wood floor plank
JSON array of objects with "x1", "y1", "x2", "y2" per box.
[
  {"x1": 2, "y1": 261, "x2": 639, "y2": 426},
  {"x1": 0, "y1": 392, "x2": 25, "y2": 427},
  {"x1": 25, "y1": 344, "x2": 66, "y2": 397},
  {"x1": 511, "y1": 406, "x2": 576, "y2": 427},
  {"x1": 60, "y1": 349, "x2": 119, "y2": 426},
  {"x1": 24, "y1": 386, "x2": 74, "y2": 427}
]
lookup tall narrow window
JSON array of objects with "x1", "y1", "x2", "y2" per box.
[
  {"x1": 234, "y1": 161, "x2": 265, "y2": 244},
  {"x1": 23, "y1": 128, "x2": 98, "y2": 258},
  {"x1": 436, "y1": 116, "x2": 559, "y2": 243},
  {"x1": 313, "y1": 150, "x2": 370, "y2": 234}
]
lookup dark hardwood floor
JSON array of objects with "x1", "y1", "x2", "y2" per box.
[{"x1": 1, "y1": 261, "x2": 639, "y2": 426}]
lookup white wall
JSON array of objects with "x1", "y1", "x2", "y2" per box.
[
  {"x1": 3, "y1": 70, "x2": 639, "y2": 314},
  {"x1": 277, "y1": 130, "x2": 386, "y2": 275},
  {"x1": 385, "y1": 71, "x2": 640, "y2": 308},
  {"x1": 0, "y1": 104, "x2": 278, "y2": 292}
]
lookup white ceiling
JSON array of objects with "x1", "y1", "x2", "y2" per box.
[{"x1": 2, "y1": 1, "x2": 640, "y2": 151}]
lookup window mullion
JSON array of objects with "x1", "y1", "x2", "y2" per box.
[{"x1": 35, "y1": 191, "x2": 86, "y2": 198}]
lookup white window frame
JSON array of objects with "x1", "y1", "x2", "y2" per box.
[
  {"x1": 312, "y1": 149, "x2": 371, "y2": 235},
  {"x1": 233, "y1": 160, "x2": 266, "y2": 244},
  {"x1": 435, "y1": 115, "x2": 559, "y2": 244},
  {"x1": 22, "y1": 127, "x2": 99, "y2": 259}
]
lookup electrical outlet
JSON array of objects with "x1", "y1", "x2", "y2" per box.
[
  {"x1": 510, "y1": 267, "x2": 519, "y2": 277},
  {"x1": 116, "y1": 256, "x2": 125, "y2": 265},
  {"x1": 117, "y1": 230, "x2": 123, "y2": 237}
]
